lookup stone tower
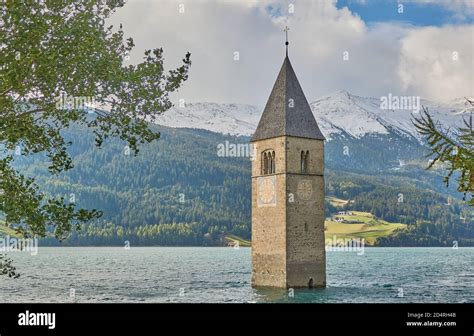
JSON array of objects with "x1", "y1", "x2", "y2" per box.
[{"x1": 251, "y1": 47, "x2": 326, "y2": 288}]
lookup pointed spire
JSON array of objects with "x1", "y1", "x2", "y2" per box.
[
  {"x1": 251, "y1": 54, "x2": 325, "y2": 142},
  {"x1": 284, "y1": 26, "x2": 289, "y2": 57}
]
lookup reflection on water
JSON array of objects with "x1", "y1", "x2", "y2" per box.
[
  {"x1": 253, "y1": 287, "x2": 328, "y2": 303},
  {"x1": 253, "y1": 287, "x2": 290, "y2": 303}
]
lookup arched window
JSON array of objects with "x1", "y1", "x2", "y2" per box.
[
  {"x1": 262, "y1": 152, "x2": 268, "y2": 174},
  {"x1": 271, "y1": 151, "x2": 275, "y2": 173},
  {"x1": 261, "y1": 150, "x2": 276, "y2": 175},
  {"x1": 269, "y1": 153, "x2": 273, "y2": 174},
  {"x1": 304, "y1": 151, "x2": 309, "y2": 173},
  {"x1": 301, "y1": 150, "x2": 310, "y2": 173},
  {"x1": 301, "y1": 151, "x2": 305, "y2": 172}
]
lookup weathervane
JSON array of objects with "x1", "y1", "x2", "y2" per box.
[{"x1": 284, "y1": 26, "x2": 289, "y2": 56}]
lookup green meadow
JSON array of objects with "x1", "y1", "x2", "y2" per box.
[{"x1": 325, "y1": 211, "x2": 406, "y2": 245}]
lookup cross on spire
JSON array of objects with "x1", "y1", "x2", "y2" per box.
[{"x1": 284, "y1": 26, "x2": 289, "y2": 56}]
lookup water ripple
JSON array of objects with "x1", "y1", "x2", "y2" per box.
[{"x1": 0, "y1": 247, "x2": 473, "y2": 303}]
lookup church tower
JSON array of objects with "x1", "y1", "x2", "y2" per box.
[{"x1": 251, "y1": 31, "x2": 326, "y2": 288}]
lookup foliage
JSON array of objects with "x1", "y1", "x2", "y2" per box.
[
  {"x1": 0, "y1": 1, "x2": 190, "y2": 241},
  {"x1": 0, "y1": 254, "x2": 19, "y2": 278},
  {"x1": 413, "y1": 100, "x2": 474, "y2": 205}
]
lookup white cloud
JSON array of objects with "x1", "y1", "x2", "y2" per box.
[
  {"x1": 108, "y1": 0, "x2": 473, "y2": 105},
  {"x1": 397, "y1": 25, "x2": 474, "y2": 101}
]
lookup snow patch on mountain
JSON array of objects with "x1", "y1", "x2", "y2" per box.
[
  {"x1": 154, "y1": 102, "x2": 261, "y2": 137},
  {"x1": 153, "y1": 91, "x2": 471, "y2": 141},
  {"x1": 310, "y1": 90, "x2": 469, "y2": 141}
]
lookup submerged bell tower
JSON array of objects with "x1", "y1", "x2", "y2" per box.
[{"x1": 251, "y1": 27, "x2": 326, "y2": 288}]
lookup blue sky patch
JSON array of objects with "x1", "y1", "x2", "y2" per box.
[{"x1": 336, "y1": 0, "x2": 473, "y2": 26}]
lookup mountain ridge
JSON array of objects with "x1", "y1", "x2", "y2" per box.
[{"x1": 155, "y1": 91, "x2": 470, "y2": 142}]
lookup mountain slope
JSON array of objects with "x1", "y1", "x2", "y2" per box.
[
  {"x1": 152, "y1": 102, "x2": 261, "y2": 137},
  {"x1": 5, "y1": 92, "x2": 473, "y2": 246},
  {"x1": 155, "y1": 91, "x2": 470, "y2": 141},
  {"x1": 8, "y1": 123, "x2": 472, "y2": 247}
]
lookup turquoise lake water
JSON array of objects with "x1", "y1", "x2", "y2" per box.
[{"x1": 0, "y1": 247, "x2": 473, "y2": 303}]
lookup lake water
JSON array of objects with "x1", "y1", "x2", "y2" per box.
[{"x1": 0, "y1": 247, "x2": 473, "y2": 303}]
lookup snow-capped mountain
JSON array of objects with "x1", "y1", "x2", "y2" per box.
[
  {"x1": 154, "y1": 91, "x2": 471, "y2": 141},
  {"x1": 311, "y1": 90, "x2": 470, "y2": 141},
  {"x1": 154, "y1": 102, "x2": 261, "y2": 137}
]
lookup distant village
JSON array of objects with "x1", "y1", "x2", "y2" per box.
[{"x1": 331, "y1": 211, "x2": 357, "y2": 223}]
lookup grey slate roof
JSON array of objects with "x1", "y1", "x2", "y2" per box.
[{"x1": 251, "y1": 56, "x2": 325, "y2": 142}]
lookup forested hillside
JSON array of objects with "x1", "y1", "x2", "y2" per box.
[
  {"x1": 327, "y1": 172, "x2": 474, "y2": 246},
  {"x1": 9, "y1": 122, "x2": 473, "y2": 246}
]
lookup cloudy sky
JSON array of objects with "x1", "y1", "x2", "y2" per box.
[{"x1": 109, "y1": 0, "x2": 474, "y2": 107}]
